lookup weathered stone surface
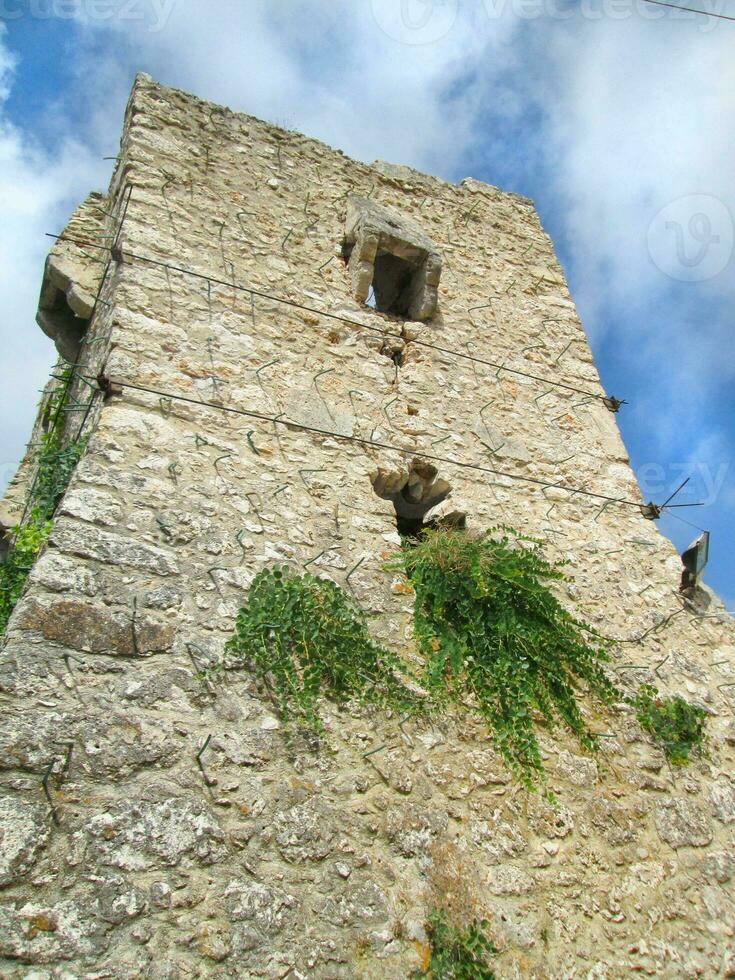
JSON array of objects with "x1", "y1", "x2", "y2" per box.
[
  {"x1": 0, "y1": 797, "x2": 50, "y2": 887},
  {"x1": 94, "y1": 876, "x2": 148, "y2": 925},
  {"x1": 224, "y1": 879, "x2": 296, "y2": 937},
  {"x1": 272, "y1": 800, "x2": 337, "y2": 863},
  {"x1": 81, "y1": 798, "x2": 227, "y2": 870},
  {"x1": 15, "y1": 596, "x2": 175, "y2": 656},
  {"x1": 385, "y1": 802, "x2": 448, "y2": 857},
  {"x1": 655, "y1": 798, "x2": 713, "y2": 848},
  {"x1": 487, "y1": 864, "x2": 535, "y2": 896},
  {"x1": 556, "y1": 749, "x2": 598, "y2": 787},
  {"x1": 471, "y1": 818, "x2": 527, "y2": 864},
  {"x1": 319, "y1": 880, "x2": 389, "y2": 927},
  {"x1": 587, "y1": 797, "x2": 640, "y2": 846},
  {"x1": 701, "y1": 850, "x2": 735, "y2": 883},
  {"x1": 29, "y1": 551, "x2": 98, "y2": 596},
  {"x1": 710, "y1": 780, "x2": 735, "y2": 824},
  {"x1": 50, "y1": 522, "x2": 179, "y2": 576},
  {"x1": 0, "y1": 900, "x2": 106, "y2": 963},
  {"x1": 529, "y1": 799, "x2": 575, "y2": 839},
  {"x1": 58, "y1": 488, "x2": 124, "y2": 527}
]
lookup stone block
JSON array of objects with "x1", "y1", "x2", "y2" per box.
[
  {"x1": 0, "y1": 796, "x2": 50, "y2": 886},
  {"x1": 655, "y1": 798, "x2": 713, "y2": 848}
]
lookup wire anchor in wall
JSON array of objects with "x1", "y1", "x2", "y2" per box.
[
  {"x1": 96, "y1": 373, "x2": 123, "y2": 402},
  {"x1": 40, "y1": 743, "x2": 72, "y2": 827},
  {"x1": 196, "y1": 735, "x2": 216, "y2": 786},
  {"x1": 640, "y1": 476, "x2": 705, "y2": 521},
  {"x1": 603, "y1": 396, "x2": 626, "y2": 413}
]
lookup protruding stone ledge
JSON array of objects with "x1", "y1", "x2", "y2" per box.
[{"x1": 35, "y1": 192, "x2": 108, "y2": 362}]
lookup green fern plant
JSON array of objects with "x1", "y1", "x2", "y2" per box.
[
  {"x1": 225, "y1": 566, "x2": 416, "y2": 730},
  {"x1": 633, "y1": 684, "x2": 707, "y2": 765},
  {"x1": 393, "y1": 528, "x2": 620, "y2": 786}
]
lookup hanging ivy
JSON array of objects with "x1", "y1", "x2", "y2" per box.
[
  {"x1": 31, "y1": 426, "x2": 87, "y2": 522},
  {"x1": 225, "y1": 565, "x2": 417, "y2": 731},
  {"x1": 393, "y1": 528, "x2": 621, "y2": 786}
]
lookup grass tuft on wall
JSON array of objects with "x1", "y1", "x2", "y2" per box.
[
  {"x1": 416, "y1": 909, "x2": 497, "y2": 979},
  {"x1": 633, "y1": 684, "x2": 708, "y2": 765}
]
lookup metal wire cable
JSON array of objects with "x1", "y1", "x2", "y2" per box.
[
  {"x1": 664, "y1": 509, "x2": 708, "y2": 535},
  {"x1": 87, "y1": 373, "x2": 649, "y2": 511},
  {"x1": 640, "y1": 0, "x2": 735, "y2": 21},
  {"x1": 46, "y1": 232, "x2": 620, "y2": 406}
]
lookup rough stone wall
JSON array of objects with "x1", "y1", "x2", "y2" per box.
[{"x1": 1, "y1": 73, "x2": 734, "y2": 979}]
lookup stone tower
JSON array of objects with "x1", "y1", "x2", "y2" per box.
[{"x1": 1, "y1": 74, "x2": 734, "y2": 978}]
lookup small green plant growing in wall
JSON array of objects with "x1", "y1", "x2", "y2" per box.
[
  {"x1": 0, "y1": 516, "x2": 53, "y2": 636},
  {"x1": 417, "y1": 909, "x2": 497, "y2": 979},
  {"x1": 31, "y1": 424, "x2": 87, "y2": 522},
  {"x1": 633, "y1": 684, "x2": 707, "y2": 765},
  {"x1": 0, "y1": 372, "x2": 86, "y2": 637},
  {"x1": 393, "y1": 528, "x2": 620, "y2": 786},
  {"x1": 225, "y1": 565, "x2": 416, "y2": 731}
]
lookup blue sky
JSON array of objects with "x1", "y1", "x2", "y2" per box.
[{"x1": 0, "y1": 0, "x2": 733, "y2": 606}]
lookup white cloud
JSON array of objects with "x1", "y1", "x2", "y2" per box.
[
  {"x1": 537, "y1": 16, "x2": 735, "y2": 321},
  {"x1": 0, "y1": 24, "x2": 109, "y2": 491},
  {"x1": 70, "y1": 0, "x2": 521, "y2": 174}
]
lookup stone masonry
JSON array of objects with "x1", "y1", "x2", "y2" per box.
[{"x1": 1, "y1": 74, "x2": 734, "y2": 978}]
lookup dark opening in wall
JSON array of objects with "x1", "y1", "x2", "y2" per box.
[
  {"x1": 37, "y1": 286, "x2": 90, "y2": 364},
  {"x1": 371, "y1": 249, "x2": 420, "y2": 319},
  {"x1": 371, "y1": 459, "x2": 466, "y2": 539},
  {"x1": 342, "y1": 243, "x2": 429, "y2": 320},
  {"x1": 0, "y1": 523, "x2": 10, "y2": 566}
]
